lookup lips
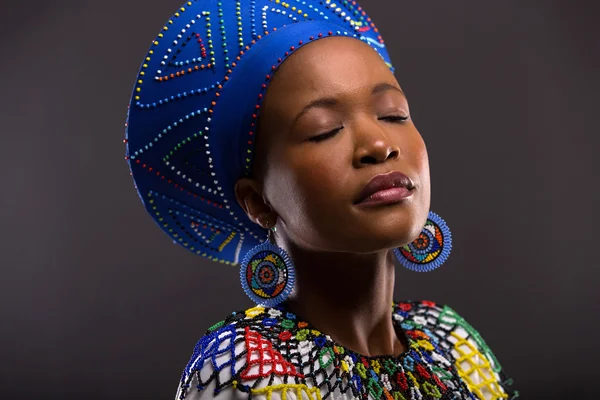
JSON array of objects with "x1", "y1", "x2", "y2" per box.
[{"x1": 355, "y1": 171, "x2": 415, "y2": 205}]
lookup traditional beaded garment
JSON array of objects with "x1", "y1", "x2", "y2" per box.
[{"x1": 176, "y1": 301, "x2": 518, "y2": 400}]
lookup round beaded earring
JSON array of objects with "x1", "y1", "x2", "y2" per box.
[
  {"x1": 394, "y1": 211, "x2": 453, "y2": 272},
  {"x1": 240, "y1": 222, "x2": 296, "y2": 307}
]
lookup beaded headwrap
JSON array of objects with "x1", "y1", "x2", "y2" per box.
[{"x1": 125, "y1": 0, "x2": 393, "y2": 265}]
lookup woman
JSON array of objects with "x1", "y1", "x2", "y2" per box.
[{"x1": 125, "y1": 1, "x2": 517, "y2": 399}]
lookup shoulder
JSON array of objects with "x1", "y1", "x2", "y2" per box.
[
  {"x1": 394, "y1": 300, "x2": 519, "y2": 400},
  {"x1": 175, "y1": 305, "x2": 306, "y2": 400}
]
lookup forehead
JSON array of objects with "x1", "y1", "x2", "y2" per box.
[{"x1": 269, "y1": 36, "x2": 397, "y2": 102}]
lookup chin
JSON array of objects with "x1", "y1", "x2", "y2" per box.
[
  {"x1": 364, "y1": 211, "x2": 427, "y2": 251},
  {"x1": 334, "y1": 219, "x2": 424, "y2": 254}
]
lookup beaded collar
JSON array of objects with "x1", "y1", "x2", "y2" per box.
[{"x1": 179, "y1": 300, "x2": 517, "y2": 399}]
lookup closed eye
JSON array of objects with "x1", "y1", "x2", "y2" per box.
[
  {"x1": 379, "y1": 115, "x2": 409, "y2": 123},
  {"x1": 309, "y1": 126, "x2": 343, "y2": 143}
]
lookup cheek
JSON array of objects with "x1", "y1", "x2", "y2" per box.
[
  {"x1": 289, "y1": 148, "x2": 350, "y2": 208},
  {"x1": 406, "y1": 129, "x2": 430, "y2": 183},
  {"x1": 410, "y1": 132, "x2": 431, "y2": 222},
  {"x1": 267, "y1": 145, "x2": 351, "y2": 228}
]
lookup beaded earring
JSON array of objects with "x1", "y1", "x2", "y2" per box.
[
  {"x1": 240, "y1": 223, "x2": 296, "y2": 307},
  {"x1": 394, "y1": 211, "x2": 452, "y2": 272}
]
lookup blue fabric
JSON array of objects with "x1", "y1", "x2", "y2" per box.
[{"x1": 125, "y1": 0, "x2": 393, "y2": 265}]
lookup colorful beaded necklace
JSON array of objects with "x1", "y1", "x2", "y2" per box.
[{"x1": 179, "y1": 300, "x2": 517, "y2": 399}]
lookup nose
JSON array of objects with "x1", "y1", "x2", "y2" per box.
[{"x1": 352, "y1": 118, "x2": 400, "y2": 168}]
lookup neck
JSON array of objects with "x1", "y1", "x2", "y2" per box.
[{"x1": 279, "y1": 239, "x2": 406, "y2": 357}]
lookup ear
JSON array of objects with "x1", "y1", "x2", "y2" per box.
[{"x1": 234, "y1": 177, "x2": 277, "y2": 228}]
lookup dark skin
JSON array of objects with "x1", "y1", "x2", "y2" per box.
[{"x1": 234, "y1": 36, "x2": 431, "y2": 357}]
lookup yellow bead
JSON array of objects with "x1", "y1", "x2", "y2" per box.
[
  {"x1": 136, "y1": 88, "x2": 141, "y2": 92},
  {"x1": 135, "y1": 96, "x2": 140, "y2": 100},
  {"x1": 138, "y1": 80, "x2": 143, "y2": 84},
  {"x1": 142, "y1": 64, "x2": 148, "y2": 68},
  {"x1": 140, "y1": 71, "x2": 145, "y2": 76}
]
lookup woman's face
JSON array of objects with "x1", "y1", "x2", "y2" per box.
[{"x1": 240, "y1": 36, "x2": 430, "y2": 253}]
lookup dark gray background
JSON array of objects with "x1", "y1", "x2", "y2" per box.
[{"x1": 1, "y1": 0, "x2": 598, "y2": 399}]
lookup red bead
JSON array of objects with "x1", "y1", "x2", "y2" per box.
[
  {"x1": 416, "y1": 364, "x2": 430, "y2": 379},
  {"x1": 279, "y1": 331, "x2": 292, "y2": 341}
]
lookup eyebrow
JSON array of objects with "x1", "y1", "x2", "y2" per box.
[{"x1": 293, "y1": 82, "x2": 406, "y2": 123}]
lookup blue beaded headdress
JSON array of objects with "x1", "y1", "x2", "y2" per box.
[{"x1": 125, "y1": 0, "x2": 393, "y2": 265}]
